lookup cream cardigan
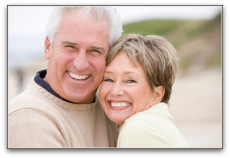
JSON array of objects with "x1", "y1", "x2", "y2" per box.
[
  {"x1": 8, "y1": 79, "x2": 118, "y2": 148},
  {"x1": 117, "y1": 103, "x2": 189, "y2": 148}
]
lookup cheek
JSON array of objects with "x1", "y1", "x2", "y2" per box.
[
  {"x1": 89, "y1": 55, "x2": 106, "y2": 68},
  {"x1": 91, "y1": 58, "x2": 106, "y2": 80},
  {"x1": 130, "y1": 88, "x2": 148, "y2": 111},
  {"x1": 49, "y1": 55, "x2": 66, "y2": 71},
  {"x1": 53, "y1": 51, "x2": 75, "y2": 68},
  {"x1": 99, "y1": 84, "x2": 109, "y2": 99},
  {"x1": 99, "y1": 83, "x2": 114, "y2": 97},
  {"x1": 137, "y1": 91, "x2": 154, "y2": 110},
  {"x1": 99, "y1": 84, "x2": 109, "y2": 109},
  {"x1": 95, "y1": 61, "x2": 106, "y2": 73}
]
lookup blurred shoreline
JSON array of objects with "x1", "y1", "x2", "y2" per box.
[{"x1": 8, "y1": 57, "x2": 47, "y2": 100}]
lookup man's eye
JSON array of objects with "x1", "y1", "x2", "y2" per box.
[
  {"x1": 91, "y1": 49, "x2": 102, "y2": 55},
  {"x1": 92, "y1": 49, "x2": 99, "y2": 52},
  {"x1": 65, "y1": 45, "x2": 76, "y2": 51},
  {"x1": 65, "y1": 45, "x2": 75, "y2": 48}
]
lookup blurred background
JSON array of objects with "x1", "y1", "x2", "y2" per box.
[{"x1": 8, "y1": 6, "x2": 222, "y2": 148}]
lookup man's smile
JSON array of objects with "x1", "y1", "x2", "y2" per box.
[{"x1": 67, "y1": 71, "x2": 91, "y2": 80}]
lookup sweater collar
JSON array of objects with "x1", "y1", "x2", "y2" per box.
[{"x1": 34, "y1": 69, "x2": 96, "y2": 104}]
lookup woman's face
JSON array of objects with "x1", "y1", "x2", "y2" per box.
[{"x1": 99, "y1": 51, "x2": 157, "y2": 125}]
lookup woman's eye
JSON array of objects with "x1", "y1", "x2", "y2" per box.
[
  {"x1": 126, "y1": 79, "x2": 136, "y2": 83},
  {"x1": 103, "y1": 78, "x2": 114, "y2": 82}
]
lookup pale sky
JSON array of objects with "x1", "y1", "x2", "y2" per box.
[
  {"x1": 8, "y1": 6, "x2": 221, "y2": 36},
  {"x1": 8, "y1": 6, "x2": 222, "y2": 68}
]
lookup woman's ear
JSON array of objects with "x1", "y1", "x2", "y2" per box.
[
  {"x1": 153, "y1": 86, "x2": 165, "y2": 103},
  {"x1": 44, "y1": 37, "x2": 51, "y2": 60}
]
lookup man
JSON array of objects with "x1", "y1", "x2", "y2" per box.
[{"x1": 8, "y1": 6, "x2": 122, "y2": 148}]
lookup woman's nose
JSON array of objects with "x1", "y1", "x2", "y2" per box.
[{"x1": 111, "y1": 82, "x2": 124, "y2": 96}]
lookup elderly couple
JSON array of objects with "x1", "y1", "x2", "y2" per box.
[{"x1": 8, "y1": 6, "x2": 189, "y2": 148}]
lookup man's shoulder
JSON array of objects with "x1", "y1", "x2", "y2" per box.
[{"x1": 8, "y1": 87, "x2": 54, "y2": 116}]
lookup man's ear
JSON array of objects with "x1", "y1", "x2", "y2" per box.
[
  {"x1": 44, "y1": 37, "x2": 51, "y2": 60},
  {"x1": 153, "y1": 86, "x2": 165, "y2": 103}
]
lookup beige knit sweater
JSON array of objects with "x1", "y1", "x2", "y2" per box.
[{"x1": 8, "y1": 80, "x2": 118, "y2": 148}]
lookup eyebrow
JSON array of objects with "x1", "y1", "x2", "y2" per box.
[
  {"x1": 104, "y1": 71, "x2": 138, "y2": 76},
  {"x1": 90, "y1": 46, "x2": 106, "y2": 52},
  {"x1": 62, "y1": 41, "x2": 106, "y2": 52},
  {"x1": 62, "y1": 41, "x2": 77, "y2": 46}
]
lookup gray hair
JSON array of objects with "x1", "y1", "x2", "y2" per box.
[
  {"x1": 46, "y1": 6, "x2": 123, "y2": 46},
  {"x1": 107, "y1": 34, "x2": 178, "y2": 104}
]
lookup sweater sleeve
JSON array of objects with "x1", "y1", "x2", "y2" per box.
[
  {"x1": 117, "y1": 119, "x2": 172, "y2": 148},
  {"x1": 8, "y1": 108, "x2": 66, "y2": 148}
]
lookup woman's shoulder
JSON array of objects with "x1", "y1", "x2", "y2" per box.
[
  {"x1": 118, "y1": 103, "x2": 190, "y2": 148},
  {"x1": 118, "y1": 113, "x2": 173, "y2": 148},
  {"x1": 121, "y1": 111, "x2": 168, "y2": 134},
  {"x1": 124, "y1": 102, "x2": 173, "y2": 126}
]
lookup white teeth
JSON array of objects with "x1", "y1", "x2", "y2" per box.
[
  {"x1": 68, "y1": 72, "x2": 90, "y2": 80},
  {"x1": 110, "y1": 102, "x2": 131, "y2": 107}
]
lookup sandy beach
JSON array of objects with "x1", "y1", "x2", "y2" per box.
[{"x1": 169, "y1": 68, "x2": 222, "y2": 148}]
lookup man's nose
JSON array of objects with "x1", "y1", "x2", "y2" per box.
[{"x1": 73, "y1": 51, "x2": 89, "y2": 72}]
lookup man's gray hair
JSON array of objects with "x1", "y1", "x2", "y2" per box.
[{"x1": 46, "y1": 6, "x2": 123, "y2": 46}]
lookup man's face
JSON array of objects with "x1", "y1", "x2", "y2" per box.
[{"x1": 44, "y1": 10, "x2": 110, "y2": 103}]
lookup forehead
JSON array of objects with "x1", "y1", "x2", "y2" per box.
[
  {"x1": 57, "y1": 9, "x2": 110, "y2": 48},
  {"x1": 62, "y1": 10, "x2": 108, "y2": 31},
  {"x1": 106, "y1": 52, "x2": 144, "y2": 73}
]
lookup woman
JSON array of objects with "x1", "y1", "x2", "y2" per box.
[{"x1": 99, "y1": 34, "x2": 189, "y2": 148}]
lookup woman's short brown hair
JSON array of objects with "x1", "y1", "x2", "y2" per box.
[{"x1": 107, "y1": 34, "x2": 178, "y2": 104}]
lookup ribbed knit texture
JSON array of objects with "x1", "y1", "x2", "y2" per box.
[{"x1": 8, "y1": 79, "x2": 118, "y2": 148}]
